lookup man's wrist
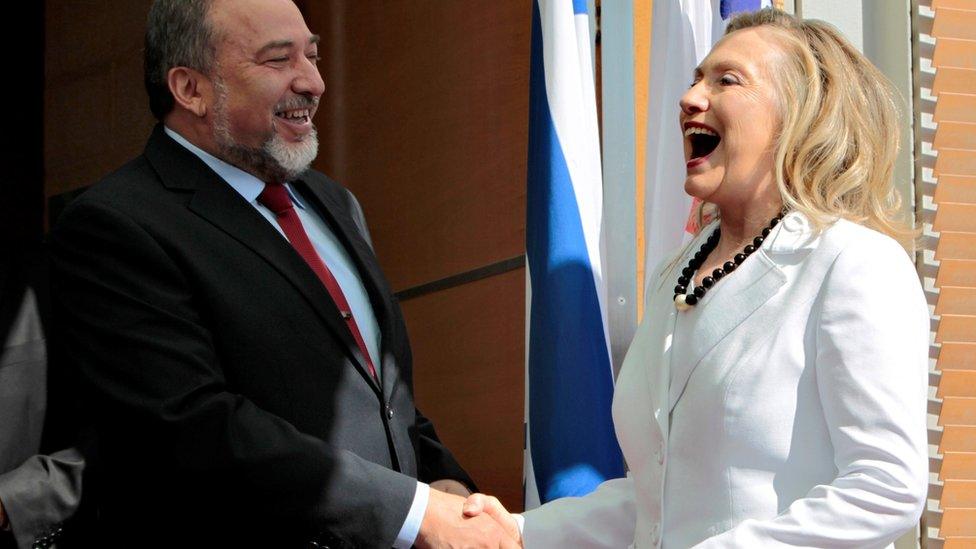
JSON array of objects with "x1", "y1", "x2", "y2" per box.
[{"x1": 393, "y1": 482, "x2": 430, "y2": 549}]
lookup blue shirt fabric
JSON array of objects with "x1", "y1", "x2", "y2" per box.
[{"x1": 163, "y1": 127, "x2": 428, "y2": 548}]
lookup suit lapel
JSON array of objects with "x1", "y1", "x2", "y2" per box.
[
  {"x1": 144, "y1": 127, "x2": 381, "y2": 393},
  {"x1": 667, "y1": 234, "x2": 787, "y2": 414},
  {"x1": 291, "y1": 178, "x2": 400, "y2": 395}
]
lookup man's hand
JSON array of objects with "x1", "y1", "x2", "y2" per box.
[
  {"x1": 415, "y1": 487, "x2": 521, "y2": 549},
  {"x1": 429, "y1": 479, "x2": 472, "y2": 497},
  {"x1": 462, "y1": 493, "x2": 521, "y2": 544}
]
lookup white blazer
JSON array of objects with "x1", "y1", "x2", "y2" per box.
[{"x1": 522, "y1": 212, "x2": 929, "y2": 548}]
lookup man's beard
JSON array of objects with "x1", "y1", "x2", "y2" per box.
[{"x1": 212, "y1": 79, "x2": 319, "y2": 183}]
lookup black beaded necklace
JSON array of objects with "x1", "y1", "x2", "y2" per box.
[{"x1": 673, "y1": 213, "x2": 785, "y2": 311}]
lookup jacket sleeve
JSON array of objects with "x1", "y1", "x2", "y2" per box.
[
  {"x1": 695, "y1": 236, "x2": 929, "y2": 548},
  {"x1": 0, "y1": 449, "x2": 84, "y2": 549},
  {"x1": 50, "y1": 198, "x2": 417, "y2": 547},
  {"x1": 521, "y1": 476, "x2": 636, "y2": 548},
  {"x1": 0, "y1": 288, "x2": 86, "y2": 549}
]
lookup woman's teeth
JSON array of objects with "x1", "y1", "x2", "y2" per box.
[{"x1": 684, "y1": 126, "x2": 718, "y2": 137}]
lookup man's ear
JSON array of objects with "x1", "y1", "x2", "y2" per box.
[{"x1": 167, "y1": 66, "x2": 212, "y2": 118}]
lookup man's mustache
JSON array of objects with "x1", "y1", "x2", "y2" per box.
[{"x1": 274, "y1": 95, "x2": 319, "y2": 112}]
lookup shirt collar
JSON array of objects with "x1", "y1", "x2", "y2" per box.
[{"x1": 163, "y1": 126, "x2": 307, "y2": 209}]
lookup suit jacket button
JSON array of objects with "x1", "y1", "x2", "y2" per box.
[{"x1": 386, "y1": 405, "x2": 394, "y2": 419}]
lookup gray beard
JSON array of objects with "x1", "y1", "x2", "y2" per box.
[{"x1": 212, "y1": 80, "x2": 319, "y2": 183}]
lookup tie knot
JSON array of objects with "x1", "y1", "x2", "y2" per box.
[{"x1": 258, "y1": 183, "x2": 293, "y2": 215}]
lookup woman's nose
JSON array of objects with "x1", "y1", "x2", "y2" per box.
[{"x1": 680, "y1": 84, "x2": 708, "y2": 115}]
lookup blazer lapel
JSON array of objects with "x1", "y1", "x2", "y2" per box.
[
  {"x1": 644, "y1": 282, "x2": 679, "y2": 441},
  {"x1": 144, "y1": 127, "x2": 381, "y2": 393},
  {"x1": 667, "y1": 232, "x2": 787, "y2": 414},
  {"x1": 291, "y1": 179, "x2": 401, "y2": 395}
]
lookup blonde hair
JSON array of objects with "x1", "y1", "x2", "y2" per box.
[{"x1": 706, "y1": 8, "x2": 912, "y2": 246}]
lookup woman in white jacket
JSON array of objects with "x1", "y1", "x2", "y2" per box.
[{"x1": 465, "y1": 8, "x2": 929, "y2": 548}]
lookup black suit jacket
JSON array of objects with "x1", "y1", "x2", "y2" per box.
[{"x1": 49, "y1": 126, "x2": 473, "y2": 548}]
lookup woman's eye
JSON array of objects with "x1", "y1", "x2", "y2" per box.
[{"x1": 720, "y1": 75, "x2": 739, "y2": 85}]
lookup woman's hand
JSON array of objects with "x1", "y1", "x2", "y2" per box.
[{"x1": 463, "y1": 493, "x2": 522, "y2": 546}]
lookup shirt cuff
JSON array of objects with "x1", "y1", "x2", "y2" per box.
[
  {"x1": 393, "y1": 481, "x2": 430, "y2": 549},
  {"x1": 514, "y1": 513, "x2": 525, "y2": 535}
]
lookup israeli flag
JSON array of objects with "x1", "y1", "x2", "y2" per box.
[{"x1": 524, "y1": 0, "x2": 624, "y2": 509}]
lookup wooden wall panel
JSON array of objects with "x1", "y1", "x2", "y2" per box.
[
  {"x1": 937, "y1": 232, "x2": 976, "y2": 260},
  {"x1": 933, "y1": 68, "x2": 976, "y2": 95},
  {"x1": 934, "y1": 148, "x2": 976, "y2": 177},
  {"x1": 937, "y1": 259, "x2": 976, "y2": 286},
  {"x1": 945, "y1": 538, "x2": 976, "y2": 548},
  {"x1": 942, "y1": 508, "x2": 976, "y2": 536},
  {"x1": 44, "y1": 0, "x2": 155, "y2": 199},
  {"x1": 940, "y1": 397, "x2": 976, "y2": 425},
  {"x1": 401, "y1": 268, "x2": 526, "y2": 511},
  {"x1": 938, "y1": 315, "x2": 976, "y2": 343},
  {"x1": 941, "y1": 452, "x2": 976, "y2": 480},
  {"x1": 934, "y1": 202, "x2": 976, "y2": 232},
  {"x1": 305, "y1": 1, "x2": 531, "y2": 292},
  {"x1": 939, "y1": 343, "x2": 976, "y2": 369},
  {"x1": 934, "y1": 175, "x2": 976, "y2": 204},
  {"x1": 932, "y1": 0, "x2": 976, "y2": 11},
  {"x1": 936, "y1": 286, "x2": 976, "y2": 315},
  {"x1": 931, "y1": 7, "x2": 976, "y2": 39},
  {"x1": 933, "y1": 37, "x2": 976, "y2": 68},
  {"x1": 933, "y1": 122, "x2": 976, "y2": 151},
  {"x1": 941, "y1": 426, "x2": 976, "y2": 452},
  {"x1": 938, "y1": 369, "x2": 976, "y2": 397}
]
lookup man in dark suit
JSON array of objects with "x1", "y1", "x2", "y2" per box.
[{"x1": 49, "y1": 0, "x2": 518, "y2": 547}]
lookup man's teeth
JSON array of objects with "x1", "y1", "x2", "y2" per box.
[
  {"x1": 684, "y1": 126, "x2": 718, "y2": 137},
  {"x1": 278, "y1": 109, "x2": 311, "y2": 120}
]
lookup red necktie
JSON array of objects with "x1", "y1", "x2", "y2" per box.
[{"x1": 258, "y1": 183, "x2": 378, "y2": 380}]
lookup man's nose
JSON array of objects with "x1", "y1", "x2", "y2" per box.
[{"x1": 294, "y1": 56, "x2": 325, "y2": 98}]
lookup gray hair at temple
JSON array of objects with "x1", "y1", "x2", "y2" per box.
[{"x1": 144, "y1": 0, "x2": 218, "y2": 120}]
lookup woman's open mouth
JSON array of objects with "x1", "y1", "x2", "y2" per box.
[{"x1": 685, "y1": 123, "x2": 721, "y2": 167}]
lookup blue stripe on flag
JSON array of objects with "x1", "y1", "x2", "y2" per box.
[
  {"x1": 526, "y1": 0, "x2": 624, "y2": 504},
  {"x1": 573, "y1": 0, "x2": 588, "y2": 15},
  {"x1": 720, "y1": 0, "x2": 762, "y2": 19}
]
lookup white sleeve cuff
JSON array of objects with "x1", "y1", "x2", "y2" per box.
[
  {"x1": 393, "y1": 481, "x2": 430, "y2": 549},
  {"x1": 514, "y1": 513, "x2": 525, "y2": 535}
]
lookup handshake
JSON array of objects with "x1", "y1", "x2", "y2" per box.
[{"x1": 415, "y1": 480, "x2": 523, "y2": 549}]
